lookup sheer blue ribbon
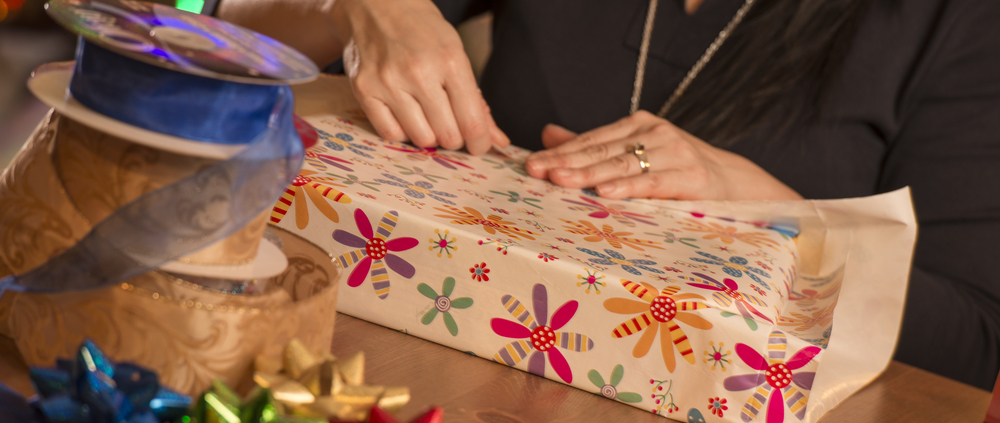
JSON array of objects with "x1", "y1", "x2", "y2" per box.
[
  {"x1": 70, "y1": 39, "x2": 281, "y2": 145},
  {"x1": 0, "y1": 37, "x2": 303, "y2": 295}
]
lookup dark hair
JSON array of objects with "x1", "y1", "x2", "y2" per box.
[{"x1": 665, "y1": 0, "x2": 874, "y2": 146}]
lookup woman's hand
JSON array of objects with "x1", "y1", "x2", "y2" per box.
[
  {"x1": 524, "y1": 111, "x2": 802, "y2": 201},
  {"x1": 330, "y1": 0, "x2": 509, "y2": 155}
]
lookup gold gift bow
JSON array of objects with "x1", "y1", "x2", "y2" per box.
[{"x1": 254, "y1": 339, "x2": 410, "y2": 421}]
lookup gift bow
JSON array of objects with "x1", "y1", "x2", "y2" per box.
[
  {"x1": 253, "y1": 339, "x2": 410, "y2": 422},
  {"x1": 189, "y1": 379, "x2": 324, "y2": 423},
  {"x1": 1, "y1": 339, "x2": 191, "y2": 423}
]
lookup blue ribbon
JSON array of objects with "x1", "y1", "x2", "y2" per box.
[
  {"x1": 70, "y1": 39, "x2": 280, "y2": 145},
  {"x1": 2, "y1": 36, "x2": 304, "y2": 294}
]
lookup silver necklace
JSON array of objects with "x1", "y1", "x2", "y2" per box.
[{"x1": 630, "y1": 0, "x2": 757, "y2": 117}]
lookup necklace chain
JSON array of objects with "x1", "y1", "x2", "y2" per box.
[{"x1": 630, "y1": 0, "x2": 757, "y2": 117}]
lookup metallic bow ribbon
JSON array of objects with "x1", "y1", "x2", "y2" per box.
[
  {"x1": 187, "y1": 379, "x2": 323, "y2": 423},
  {"x1": 0, "y1": 340, "x2": 191, "y2": 423},
  {"x1": 252, "y1": 339, "x2": 410, "y2": 422}
]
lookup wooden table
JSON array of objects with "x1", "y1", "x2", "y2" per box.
[{"x1": 1, "y1": 313, "x2": 991, "y2": 422}]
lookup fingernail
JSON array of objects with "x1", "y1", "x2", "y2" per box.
[
  {"x1": 526, "y1": 157, "x2": 546, "y2": 171},
  {"x1": 551, "y1": 168, "x2": 571, "y2": 178},
  {"x1": 597, "y1": 183, "x2": 619, "y2": 196}
]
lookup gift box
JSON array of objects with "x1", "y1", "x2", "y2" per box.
[{"x1": 283, "y1": 76, "x2": 917, "y2": 423}]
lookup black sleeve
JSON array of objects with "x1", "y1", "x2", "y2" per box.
[{"x1": 880, "y1": 0, "x2": 1000, "y2": 390}]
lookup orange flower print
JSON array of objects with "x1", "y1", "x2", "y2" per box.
[
  {"x1": 271, "y1": 169, "x2": 352, "y2": 229},
  {"x1": 604, "y1": 280, "x2": 712, "y2": 372},
  {"x1": 433, "y1": 205, "x2": 537, "y2": 241},
  {"x1": 560, "y1": 220, "x2": 663, "y2": 251},
  {"x1": 678, "y1": 218, "x2": 780, "y2": 250}
]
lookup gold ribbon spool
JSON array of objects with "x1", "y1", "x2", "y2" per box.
[{"x1": 0, "y1": 111, "x2": 340, "y2": 396}]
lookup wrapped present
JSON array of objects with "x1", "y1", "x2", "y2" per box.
[{"x1": 279, "y1": 76, "x2": 917, "y2": 423}]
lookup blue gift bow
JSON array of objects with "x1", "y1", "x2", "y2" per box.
[
  {"x1": 0, "y1": 36, "x2": 304, "y2": 295},
  {"x1": 0, "y1": 340, "x2": 191, "y2": 423}
]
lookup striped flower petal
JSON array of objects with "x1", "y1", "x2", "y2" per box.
[
  {"x1": 555, "y1": 332, "x2": 593, "y2": 352},
  {"x1": 493, "y1": 340, "x2": 533, "y2": 366},
  {"x1": 500, "y1": 295, "x2": 537, "y2": 330}
]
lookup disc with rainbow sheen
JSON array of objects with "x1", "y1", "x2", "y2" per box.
[{"x1": 45, "y1": 0, "x2": 318, "y2": 84}]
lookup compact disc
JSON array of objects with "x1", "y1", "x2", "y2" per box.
[{"x1": 45, "y1": 0, "x2": 319, "y2": 85}]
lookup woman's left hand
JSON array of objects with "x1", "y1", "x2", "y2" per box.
[{"x1": 524, "y1": 111, "x2": 803, "y2": 201}]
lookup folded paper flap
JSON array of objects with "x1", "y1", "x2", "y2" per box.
[{"x1": 804, "y1": 190, "x2": 918, "y2": 421}]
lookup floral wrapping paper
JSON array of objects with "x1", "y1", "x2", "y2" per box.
[{"x1": 283, "y1": 76, "x2": 917, "y2": 423}]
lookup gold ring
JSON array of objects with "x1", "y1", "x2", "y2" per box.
[{"x1": 627, "y1": 142, "x2": 650, "y2": 173}]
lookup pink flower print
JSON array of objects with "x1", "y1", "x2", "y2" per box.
[
  {"x1": 384, "y1": 144, "x2": 472, "y2": 170},
  {"x1": 304, "y1": 148, "x2": 353, "y2": 172},
  {"x1": 562, "y1": 196, "x2": 658, "y2": 227},
  {"x1": 491, "y1": 284, "x2": 594, "y2": 383},
  {"x1": 680, "y1": 272, "x2": 773, "y2": 329},
  {"x1": 333, "y1": 209, "x2": 419, "y2": 299},
  {"x1": 724, "y1": 331, "x2": 821, "y2": 423},
  {"x1": 429, "y1": 229, "x2": 457, "y2": 258},
  {"x1": 470, "y1": 262, "x2": 490, "y2": 281}
]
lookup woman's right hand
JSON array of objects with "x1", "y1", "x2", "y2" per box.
[{"x1": 330, "y1": 0, "x2": 509, "y2": 155}]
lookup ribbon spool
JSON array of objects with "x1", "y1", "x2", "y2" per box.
[
  {"x1": 0, "y1": 0, "x2": 342, "y2": 396},
  {"x1": 1, "y1": 0, "x2": 320, "y2": 294}
]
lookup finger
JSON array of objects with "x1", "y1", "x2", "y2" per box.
[
  {"x1": 445, "y1": 70, "x2": 492, "y2": 155},
  {"x1": 416, "y1": 84, "x2": 464, "y2": 150},
  {"x1": 391, "y1": 91, "x2": 437, "y2": 148},
  {"x1": 526, "y1": 114, "x2": 650, "y2": 177},
  {"x1": 539, "y1": 111, "x2": 652, "y2": 157},
  {"x1": 526, "y1": 124, "x2": 577, "y2": 179},
  {"x1": 547, "y1": 142, "x2": 654, "y2": 189},
  {"x1": 539, "y1": 136, "x2": 642, "y2": 176},
  {"x1": 595, "y1": 169, "x2": 697, "y2": 200},
  {"x1": 359, "y1": 97, "x2": 407, "y2": 142},
  {"x1": 541, "y1": 124, "x2": 578, "y2": 149}
]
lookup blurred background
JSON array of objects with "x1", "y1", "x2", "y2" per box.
[{"x1": 0, "y1": 0, "x2": 75, "y2": 167}]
